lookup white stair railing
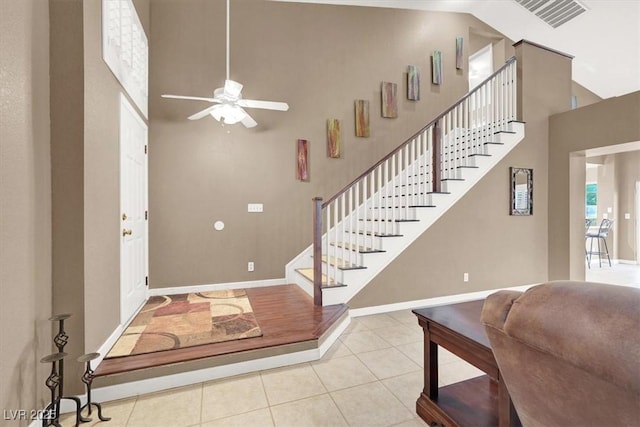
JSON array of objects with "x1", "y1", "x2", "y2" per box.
[{"x1": 311, "y1": 57, "x2": 517, "y2": 305}]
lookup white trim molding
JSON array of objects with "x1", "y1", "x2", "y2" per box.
[
  {"x1": 147, "y1": 278, "x2": 286, "y2": 297},
  {"x1": 349, "y1": 284, "x2": 536, "y2": 317}
]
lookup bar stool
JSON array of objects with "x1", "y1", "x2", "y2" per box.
[
  {"x1": 586, "y1": 218, "x2": 614, "y2": 268},
  {"x1": 78, "y1": 352, "x2": 110, "y2": 423}
]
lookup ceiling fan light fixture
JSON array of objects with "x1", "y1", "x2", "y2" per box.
[
  {"x1": 210, "y1": 104, "x2": 247, "y2": 125},
  {"x1": 224, "y1": 79, "x2": 243, "y2": 99}
]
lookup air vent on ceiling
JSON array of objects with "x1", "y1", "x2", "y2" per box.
[{"x1": 513, "y1": 0, "x2": 587, "y2": 28}]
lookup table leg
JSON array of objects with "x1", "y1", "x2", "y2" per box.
[
  {"x1": 498, "y1": 375, "x2": 518, "y2": 427},
  {"x1": 423, "y1": 329, "x2": 439, "y2": 399}
]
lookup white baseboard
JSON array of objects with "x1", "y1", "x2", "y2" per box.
[
  {"x1": 349, "y1": 284, "x2": 536, "y2": 317},
  {"x1": 147, "y1": 278, "x2": 286, "y2": 297},
  {"x1": 92, "y1": 323, "x2": 124, "y2": 369}
]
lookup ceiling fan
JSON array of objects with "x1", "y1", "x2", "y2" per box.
[{"x1": 161, "y1": 0, "x2": 289, "y2": 128}]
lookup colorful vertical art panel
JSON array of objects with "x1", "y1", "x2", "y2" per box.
[
  {"x1": 327, "y1": 119, "x2": 342, "y2": 158},
  {"x1": 456, "y1": 37, "x2": 463, "y2": 70},
  {"x1": 432, "y1": 50, "x2": 442, "y2": 85},
  {"x1": 407, "y1": 65, "x2": 420, "y2": 101},
  {"x1": 296, "y1": 139, "x2": 309, "y2": 181},
  {"x1": 381, "y1": 82, "x2": 398, "y2": 118},
  {"x1": 354, "y1": 100, "x2": 370, "y2": 137}
]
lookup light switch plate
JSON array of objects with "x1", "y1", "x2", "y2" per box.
[{"x1": 625, "y1": 213, "x2": 631, "y2": 220}]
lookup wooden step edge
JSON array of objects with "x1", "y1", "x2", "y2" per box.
[
  {"x1": 295, "y1": 268, "x2": 345, "y2": 287},
  {"x1": 311, "y1": 255, "x2": 367, "y2": 271}
]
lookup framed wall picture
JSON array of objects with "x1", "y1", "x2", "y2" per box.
[{"x1": 510, "y1": 167, "x2": 533, "y2": 215}]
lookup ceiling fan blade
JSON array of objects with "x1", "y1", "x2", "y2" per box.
[
  {"x1": 238, "y1": 108, "x2": 257, "y2": 128},
  {"x1": 188, "y1": 105, "x2": 220, "y2": 120},
  {"x1": 162, "y1": 94, "x2": 220, "y2": 103},
  {"x1": 237, "y1": 99, "x2": 289, "y2": 111}
]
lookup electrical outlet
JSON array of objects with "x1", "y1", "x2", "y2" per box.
[
  {"x1": 463, "y1": 273, "x2": 469, "y2": 282},
  {"x1": 248, "y1": 203, "x2": 263, "y2": 213},
  {"x1": 248, "y1": 261, "x2": 255, "y2": 272}
]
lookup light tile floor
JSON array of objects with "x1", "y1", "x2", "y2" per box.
[
  {"x1": 585, "y1": 262, "x2": 640, "y2": 288},
  {"x1": 60, "y1": 310, "x2": 484, "y2": 427}
]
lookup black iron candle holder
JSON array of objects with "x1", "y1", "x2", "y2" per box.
[
  {"x1": 48, "y1": 314, "x2": 90, "y2": 426},
  {"x1": 78, "y1": 352, "x2": 110, "y2": 423},
  {"x1": 40, "y1": 352, "x2": 65, "y2": 427}
]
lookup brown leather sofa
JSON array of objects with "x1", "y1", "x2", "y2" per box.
[{"x1": 481, "y1": 281, "x2": 640, "y2": 427}]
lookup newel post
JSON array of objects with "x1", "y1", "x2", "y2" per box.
[
  {"x1": 312, "y1": 197, "x2": 323, "y2": 306},
  {"x1": 432, "y1": 120, "x2": 442, "y2": 193}
]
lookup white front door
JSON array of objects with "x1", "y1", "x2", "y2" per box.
[{"x1": 120, "y1": 94, "x2": 148, "y2": 325}]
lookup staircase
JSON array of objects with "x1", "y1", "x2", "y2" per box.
[{"x1": 286, "y1": 57, "x2": 524, "y2": 306}]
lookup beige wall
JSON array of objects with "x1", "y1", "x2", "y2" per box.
[
  {"x1": 0, "y1": 0, "x2": 52, "y2": 422},
  {"x1": 549, "y1": 91, "x2": 640, "y2": 280},
  {"x1": 572, "y1": 81, "x2": 602, "y2": 108},
  {"x1": 350, "y1": 40, "x2": 572, "y2": 308},
  {"x1": 49, "y1": 0, "x2": 150, "y2": 393},
  {"x1": 50, "y1": 0, "x2": 86, "y2": 393},
  {"x1": 615, "y1": 151, "x2": 640, "y2": 261},
  {"x1": 595, "y1": 151, "x2": 640, "y2": 261},
  {"x1": 149, "y1": 0, "x2": 512, "y2": 288}
]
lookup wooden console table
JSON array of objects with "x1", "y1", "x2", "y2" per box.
[{"x1": 413, "y1": 300, "x2": 521, "y2": 427}]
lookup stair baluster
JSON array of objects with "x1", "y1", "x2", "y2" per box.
[{"x1": 305, "y1": 57, "x2": 518, "y2": 306}]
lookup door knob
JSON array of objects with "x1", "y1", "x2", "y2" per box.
[
  {"x1": 122, "y1": 229, "x2": 133, "y2": 236},
  {"x1": 122, "y1": 213, "x2": 128, "y2": 221}
]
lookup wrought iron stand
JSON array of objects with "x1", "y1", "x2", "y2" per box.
[
  {"x1": 40, "y1": 352, "x2": 66, "y2": 427},
  {"x1": 78, "y1": 352, "x2": 111, "y2": 423},
  {"x1": 47, "y1": 314, "x2": 91, "y2": 426}
]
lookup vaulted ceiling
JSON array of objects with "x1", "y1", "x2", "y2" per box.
[{"x1": 273, "y1": 0, "x2": 640, "y2": 99}]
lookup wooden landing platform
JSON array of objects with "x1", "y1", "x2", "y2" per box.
[{"x1": 95, "y1": 284, "x2": 348, "y2": 377}]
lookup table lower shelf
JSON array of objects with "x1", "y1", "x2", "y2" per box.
[{"x1": 417, "y1": 375, "x2": 521, "y2": 427}]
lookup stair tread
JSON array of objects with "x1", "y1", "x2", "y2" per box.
[
  {"x1": 296, "y1": 268, "x2": 347, "y2": 288},
  {"x1": 359, "y1": 218, "x2": 420, "y2": 223},
  {"x1": 312, "y1": 255, "x2": 366, "y2": 270},
  {"x1": 347, "y1": 230, "x2": 403, "y2": 237},
  {"x1": 331, "y1": 242, "x2": 386, "y2": 253}
]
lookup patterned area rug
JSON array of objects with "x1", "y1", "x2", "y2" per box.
[{"x1": 106, "y1": 289, "x2": 262, "y2": 358}]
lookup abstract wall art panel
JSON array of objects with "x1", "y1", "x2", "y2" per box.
[
  {"x1": 327, "y1": 119, "x2": 342, "y2": 158},
  {"x1": 355, "y1": 100, "x2": 370, "y2": 137},
  {"x1": 432, "y1": 50, "x2": 442, "y2": 85},
  {"x1": 456, "y1": 37, "x2": 463, "y2": 70},
  {"x1": 297, "y1": 139, "x2": 309, "y2": 181},
  {"x1": 381, "y1": 82, "x2": 398, "y2": 118},
  {"x1": 407, "y1": 65, "x2": 420, "y2": 101}
]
